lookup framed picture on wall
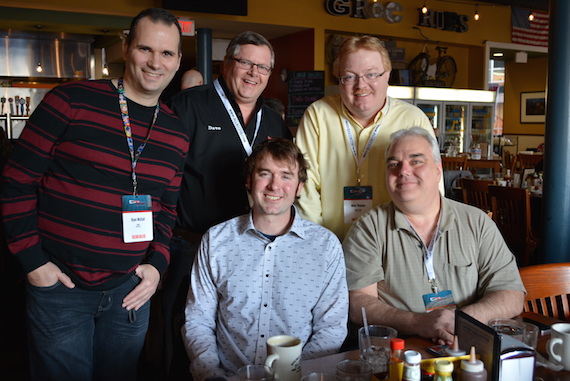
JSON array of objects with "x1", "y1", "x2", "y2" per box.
[{"x1": 521, "y1": 91, "x2": 546, "y2": 123}]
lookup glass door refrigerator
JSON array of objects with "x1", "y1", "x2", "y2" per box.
[
  {"x1": 387, "y1": 87, "x2": 496, "y2": 155},
  {"x1": 470, "y1": 103, "x2": 495, "y2": 157},
  {"x1": 443, "y1": 102, "x2": 468, "y2": 154}
]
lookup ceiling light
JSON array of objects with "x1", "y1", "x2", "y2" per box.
[
  {"x1": 35, "y1": 25, "x2": 43, "y2": 74},
  {"x1": 493, "y1": 52, "x2": 504, "y2": 57},
  {"x1": 528, "y1": 12, "x2": 535, "y2": 21}
]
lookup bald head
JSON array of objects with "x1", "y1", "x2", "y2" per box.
[{"x1": 181, "y1": 69, "x2": 204, "y2": 90}]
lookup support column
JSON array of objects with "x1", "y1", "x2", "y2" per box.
[
  {"x1": 542, "y1": 0, "x2": 570, "y2": 262},
  {"x1": 197, "y1": 28, "x2": 212, "y2": 85}
]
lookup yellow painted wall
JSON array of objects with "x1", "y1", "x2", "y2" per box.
[
  {"x1": 2, "y1": 0, "x2": 543, "y2": 135},
  {"x1": 504, "y1": 57, "x2": 547, "y2": 136}
]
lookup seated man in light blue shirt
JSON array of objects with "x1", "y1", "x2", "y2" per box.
[{"x1": 183, "y1": 138, "x2": 348, "y2": 380}]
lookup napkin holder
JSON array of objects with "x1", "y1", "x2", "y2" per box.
[{"x1": 455, "y1": 310, "x2": 535, "y2": 381}]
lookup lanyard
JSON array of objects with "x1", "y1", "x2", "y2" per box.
[
  {"x1": 214, "y1": 78, "x2": 261, "y2": 156},
  {"x1": 118, "y1": 78, "x2": 159, "y2": 195},
  {"x1": 404, "y1": 214, "x2": 441, "y2": 294},
  {"x1": 343, "y1": 98, "x2": 390, "y2": 186}
]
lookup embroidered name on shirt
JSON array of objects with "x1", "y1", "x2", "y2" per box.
[{"x1": 208, "y1": 125, "x2": 222, "y2": 131}]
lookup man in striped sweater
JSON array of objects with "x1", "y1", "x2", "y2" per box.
[{"x1": 0, "y1": 8, "x2": 188, "y2": 381}]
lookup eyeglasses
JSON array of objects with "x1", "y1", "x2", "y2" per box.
[
  {"x1": 339, "y1": 71, "x2": 387, "y2": 85},
  {"x1": 232, "y1": 58, "x2": 272, "y2": 75}
]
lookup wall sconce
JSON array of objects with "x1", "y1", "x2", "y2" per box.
[
  {"x1": 474, "y1": 5, "x2": 480, "y2": 21},
  {"x1": 528, "y1": 12, "x2": 535, "y2": 21},
  {"x1": 35, "y1": 25, "x2": 43, "y2": 73},
  {"x1": 421, "y1": 1, "x2": 428, "y2": 14}
]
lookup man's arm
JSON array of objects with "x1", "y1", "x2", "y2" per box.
[
  {"x1": 0, "y1": 88, "x2": 69, "y2": 276},
  {"x1": 295, "y1": 105, "x2": 324, "y2": 225},
  {"x1": 350, "y1": 284, "x2": 456, "y2": 345},
  {"x1": 303, "y1": 239, "x2": 348, "y2": 358},
  {"x1": 461, "y1": 290, "x2": 524, "y2": 325}
]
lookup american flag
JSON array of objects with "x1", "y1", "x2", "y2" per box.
[{"x1": 512, "y1": 7, "x2": 549, "y2": 47}]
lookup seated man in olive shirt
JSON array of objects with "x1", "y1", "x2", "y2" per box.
[{"x1": 343, "y1": 127, "x2": 525, "y2": 345}]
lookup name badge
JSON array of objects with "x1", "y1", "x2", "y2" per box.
[
  {"x1": 343, "y1": 186, "x2": 373, "y2": 224},
  {"x1": 122, "y1": 194, "x2": 153, "y2": 243},
  {"x1": 422, "y1": 290, "x2": 456, "y2": 313}
]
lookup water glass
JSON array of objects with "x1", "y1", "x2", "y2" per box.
[
  {"x1": 522, "y1": 322, "x2": 539, "y2": 349},
  {"x1": 336, "y1": 359, "x2": 372, "y2": 381},
  {"x1": 358, "y1": 325, "x2": 398, "y2": 379},
  {"x1": 301, "y1": 372, "x2": 341, "y2": 381},
  {"x1": 238, "y1": 365, "x2": 274, "y2": 381},
  {"x1": 488, "y1": 318, "x2": 525, "y2": 341}
]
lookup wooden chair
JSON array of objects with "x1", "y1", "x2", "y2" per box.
[
  {"x1": 502, "y1": 151, "x2": 515, "y2": 174},
  {"x1": 516, "y1": 153, "x2": 544, "y2": 172},
  {"x1": 442, "y1": 156, "x2": 468, "y2": 171},
  {"x1": 519, "y1": 263, "x2": 570, "y2": 320},
  {"x1": 461, "y1": 178, "x2": 493, "y2": 212},
  {"x1": 488, "y1": 185, "x2": 537, "y2": 267}
]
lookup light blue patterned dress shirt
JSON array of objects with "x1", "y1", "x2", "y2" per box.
[{"x1": 183, "y1": 207, "x2": 348, "y2": 380}]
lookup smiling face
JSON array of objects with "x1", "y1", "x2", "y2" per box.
[
  {"x1": 338, "y1": 48, "x2": 390, "y2": 127},
  {"x1": 222, "y1": 44, "x2": 272, "y2": 107},
  {"x1": 121, "y1": 17, "x2": 181, "y2": 106},
  {"x1": 386, "y1": 135, "x2": 442, "y2": 209},
  {"x1": 247, "y1": 153, "x2": 304, "y2": 223}
]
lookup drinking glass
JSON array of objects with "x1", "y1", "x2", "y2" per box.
[
  {"x1": 488, "y1": 318, "x2": 525, "y2": 341},
  {"x1": 522, "y1": 322, "x2": 539, "y2": 349},
  {"x1": 238, "y1": 365, "x2": 274, "y2": 381},
  {"x1": 358, "y1": 325, "x2": 398, "y2": 380},
  {"x1": 336, "y1": 359, "x2": 372, "y2": 381}
]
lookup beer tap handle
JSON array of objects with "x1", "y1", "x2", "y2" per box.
[
  {"x1": 26, "y1": 97, "x2": 31, "y2": 116},
  {"x1": 1, "y1": 97, "x2": 5, "y2": 115},
  {"x1": 8, "y1": 97, "x2": 13, "y2": 115}
]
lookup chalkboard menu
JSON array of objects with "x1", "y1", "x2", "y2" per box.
[{"x1": 286, "y1": 71, "x2": 324, "y2": 127}]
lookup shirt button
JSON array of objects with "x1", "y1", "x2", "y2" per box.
[
  {"x1": 266, "y1": 274, "x2": 269, "y2": 277},
  {"x1": 261, "y1": 334, "x2": 265, "y2": 338},
  {"x1": 264, "y1": 304, "x2": 268, "y2": 307}
]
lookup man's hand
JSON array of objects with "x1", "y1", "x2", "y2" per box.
[
  {"x1": 350, "y1": 285, "x2": 455, "y2": 345},
  {"x1": 413, "y1": 309, "x2": 456, "y2": 346},
  {"x1": 27, "y1": 262, "x2": 75, "y2": 289},
  {"x1": 122, "y1": 264, "x2": 160, "y2": 311}
]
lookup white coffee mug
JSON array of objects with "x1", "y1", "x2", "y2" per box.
[
  {"x1": 265, "y1": 335, "x2": 302, "y2": 381},
  {"x1": 547, "y1": 323, "x2": 570, "y2": 370}
]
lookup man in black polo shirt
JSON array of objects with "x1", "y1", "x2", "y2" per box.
[{"x1": 162, "y1": 31, "x2": 291, "y2": 378}]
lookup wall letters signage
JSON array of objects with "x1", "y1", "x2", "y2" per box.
[
  {"x1": 325, "y1": 0, "x2": 403, "y2": 23},
  {"x1": 417, "y1": 8, "x2": 469, "y2": 32}
]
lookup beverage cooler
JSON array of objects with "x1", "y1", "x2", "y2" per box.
[{"x1": 387, "y1": 87, "x2": 496, "y2": 156}]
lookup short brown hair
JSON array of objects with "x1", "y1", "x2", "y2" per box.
[
  {"x1": 245, "y1": 138, "x2": 308, "y2": 184},
  {"x1": 225, "y1": 31, "x2": 275, "y2": 68},
  {"x1": 126, "y1": 8, "x2": 182, "y2": 54},
  {"x1": 332, "y1": 35, "x2": 392, "y2": 78}
]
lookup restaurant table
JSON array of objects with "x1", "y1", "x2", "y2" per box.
[
  {"x1": 466, "y1": 158, "x2": 502, "y2": 175},
  {"x1": 301, "y1": 312, "x2": 569, "y2": 380}
]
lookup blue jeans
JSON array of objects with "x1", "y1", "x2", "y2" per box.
[{"x1": 26, "y1": 274, "x2": 149, "y2": 381}]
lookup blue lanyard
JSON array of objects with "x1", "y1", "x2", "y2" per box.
[{"x1": 118, "y1": 78, "x2": 159, "y2": 195}]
